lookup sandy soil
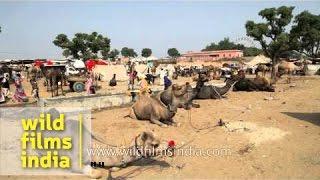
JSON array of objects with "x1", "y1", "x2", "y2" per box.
[{"x1": 3, "y1": 75, "x2": 320, "y2": 179}]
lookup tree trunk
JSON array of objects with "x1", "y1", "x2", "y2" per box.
[{"x1": 271, "y1": 57, "x2": 277, "y2": 84}]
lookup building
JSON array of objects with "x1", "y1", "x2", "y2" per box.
[{"x1": 178, "y1": 50, "x2": 243, "y2": 62}]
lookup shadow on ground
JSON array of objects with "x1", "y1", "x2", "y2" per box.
[{"x1": 282, "y1": 112, "x2": 320, "y2": 126}]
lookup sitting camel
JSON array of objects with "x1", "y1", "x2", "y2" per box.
[
  {"x1": 255, "y1": 64, "x2": 270, "y2": 77},
  {"x1": 233, "y1": 74, "x2": 275, "y2": 92},
  {"x1": 126, "y1": 83, "x2": 193, "y2": 127},
  {"x1": 87, "y1": 131, "x2": 172, "y2": 179},
  {"x1": 195, "y1": 73, "x2": 242, "y2": 99}
]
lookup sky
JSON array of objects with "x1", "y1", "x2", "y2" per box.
[{"x1": 0, "y1": 1, "x2": 319, "y2": 59}]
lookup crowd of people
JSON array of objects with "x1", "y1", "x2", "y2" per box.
[{"x1": 0, "y1": 71, "x2": 30, "y2": 104}]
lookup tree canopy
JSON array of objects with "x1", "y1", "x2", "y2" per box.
[
  {"x1": 289, "y1": 10, "x2": 320, "y2": 58},
  {"x1": 245, "y1": 6, "x2": 294, "y2": 80},
  {"x1": 141, "y1": 48, "x2": 152, "y2": 58},
  {"x1": 167, "y1": 48, "x2": 180, "y2": 58},
  {"x1": 108, "y1": 49, "x2": 120, "y2": 61},
  {"x1": 121, "y1": 47, "x2": 137, "y2": 58},
  {"x1": 203, "y1": 38, "x2": 262, "y2": 56},
  {"x1": 53, "y1": 32, "x2": 110, "y2": 60}
]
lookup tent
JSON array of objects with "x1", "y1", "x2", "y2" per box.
[
  {"x1": 145, "y1": 56, "x2": 158, "y2": 61},
  {"x1": 131, "y1": 57, "x2": 146, "y2": 62},
  {"x1": 245, "y1": 55, "x2": 271, "y2": 67},
  {"x1": 73, "y1": 60, "x2": 85, "y2": 69},
  {"x1": 130, "y1": 56, "x2": 158, "y2": 63}
]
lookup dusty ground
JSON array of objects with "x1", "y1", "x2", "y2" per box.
[
  {"x1": 3, "y1": 75, "x2": 320, "y2": 179},
  {"x1": 90, "y1": 76, "x2": 320, "y2": 179}
]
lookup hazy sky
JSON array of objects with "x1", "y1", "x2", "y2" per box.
[{"x1": 0, "y1": 1, "x2": 319, "y2": 59}]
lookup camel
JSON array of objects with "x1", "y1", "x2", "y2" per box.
[
  {"x1": 126, "y1": 83, "x2": 193, "y2": 127},
  {"x1": 233, "y1": 72, "x2": 275, "y2": 92},
  {"x1": 40, "y1": 65, "x2": 65, "y2": 97},
  {"x1": 195, "y1": 74, "x2": 242, "y2": 99},
  {"x1": 87, "y1": 131, "x2": 171, "y2": 179},
  {"x1": 276, "y1": 60, "x2": 302, "y2": 83},
  {"x1": 37, "y1": 108, "x2": 171, "y2": 179},
  {"x1": 26, "y1": 66, "x2": 41, "y2": 80},
  {"x1": 255, "y1": 64, "x2": 269, "y2": 77}
]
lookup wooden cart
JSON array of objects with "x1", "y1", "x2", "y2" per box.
[{"x1": 67, "y1": 75, "x2": 87, "y2": 92}]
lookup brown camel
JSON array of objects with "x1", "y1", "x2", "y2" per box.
[
  {"x1": 255, "y1": 64, "x2": 269, "y2": 77},
  {"x1": 276, "y1": 60, "x2": 302, "y2": 83},
  {"x1": 40, "y1": 65, "x2": 65, "y2": 97},
  {"x1": 127, "y1": 83, "x2": 193, "y2": 127}
]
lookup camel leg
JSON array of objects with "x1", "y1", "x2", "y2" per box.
[
  {"x1": 60, "y1": 78, "x2": 65, "y2": 96},
  {"x1": 191, "y1": 102, "x2": 200, "y2": 108},
  {"x1": 50, "y1": 79, "x2": 54, "y2": 97},
  {"x1": 150, "y1": 114, "x2": 167, "y2": 127},
  {"x1": 127, "y1": 108, "x2": 137, "y2": 119}
]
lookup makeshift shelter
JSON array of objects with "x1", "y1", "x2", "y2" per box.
[
  {"x1": 73, "y1": 60, "x2": 85, "y2": 69},
  {"x1": 245, "y1": 55, "x2": 271, "y2": 67}
]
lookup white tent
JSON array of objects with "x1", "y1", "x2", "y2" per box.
[
  {"x1": 245, "y1": 55, "x2": 271, "y2": 67},
  {"x1": 73, "y1": 60, "x2": 86, "y2": 69},
  {"x1": 131, "y1": 56, "x2": 158, "y2": 62},
  {"x1": 145, "y1": 56, "x2": 158, "y2": 61},
  {"x1": 130, "y1": 57, "x2": 146, "y2": 62}
]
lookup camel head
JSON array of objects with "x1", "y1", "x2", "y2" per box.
[
  {"x1": 170, "y1": 83, "x2": 195, "y2": 110},
  {"x1": 134, "y1": 131, "x2": 174, "y2": 157}
]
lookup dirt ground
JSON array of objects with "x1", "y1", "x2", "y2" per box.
[{"x1": 3, "y1": 75, "x2": 320, "y2": 179}]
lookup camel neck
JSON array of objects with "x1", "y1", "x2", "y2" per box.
[{"x1": 215, "y1": 79, "x2": 236, "y2": 96}]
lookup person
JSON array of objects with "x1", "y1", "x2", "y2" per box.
[
  {"x1": 109, "y1": 74, "x2": 117, "y2": 86},
  {"x1": 30, "y1": 76, "x2": 39, "y2": 100},
  {"x1": 128, "y1": 70, "x2": 137, "y2": 90},
  {"x1": 85, "y1": 73, "x2": 95, "y2": 95},
  {"x1": 138, "y1": 74, "x2": 151, "y2": 95},
  {"x1": 159, "y1": 68, "x2": 166, "y2": 86},
  {"x1": 164, "y1": 76, "x2": 172, "y2": 90},
  {"x1": 1, "y1": 73, "x2": 10, "y2": 97},
  {"x1": 13, "y1": 73, "x2": 28, "y2": 102},
  {"x1": 0, "y1": 85, "x2": 5, "y2": 103}
]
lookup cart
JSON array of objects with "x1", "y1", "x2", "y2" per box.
[{"x1": 67, "y1": 76, "x2": 87, "y2": 92}]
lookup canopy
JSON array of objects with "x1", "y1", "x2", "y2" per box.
[
  {"x1": 73, "y1": 60, "x2": 85, "y2": 69},
  {"x1": 145, "y1": 56, "x2": 158, "y2": 61},
  {"x1": 85, "y1": 60, "x2": 96, "y2": 71},
  {"x1": 245, "y1": 55, "x2": 271, "y2": 67},
  {"x1": 131, "y1": 56, "x2": 158, "y2": 62},
  {"x1": 131, "y1": 57, "x2": 146, "y2": 62}
]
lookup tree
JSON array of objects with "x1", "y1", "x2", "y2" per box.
[
  {"x1": 245, "y1": 6, "x2": 294, "y2": 81},
  {"x1": 167, "y1": 48, "x2": 180, "y2": 59},
  {"x1": 202, "y1": 38, "x2": 245, "y2": 51},
  {"x1": 289, "y1": 11, "x2": 320, "y2": 58},
  {"x1": 141, "y1": 48, "x2": 152, "y2": 58},
  {"x1": 53, "y1": 32, "x2": 110, "y2": 60},
  {"x1": 243, "y1": 47, "x2": 263, "y2": 56},
  {"x1": 108, "y1": 49, "x2": 120, "y2": 61},
  {"x1": 121, "y1": 47, "x2": 137, "y2": 58},
  {"x1": 202, "y1": 38, "x2": 262, "y2": 56}
]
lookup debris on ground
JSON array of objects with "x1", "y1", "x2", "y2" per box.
[
  {"x1": 264, "y1": 96, "x2": 274, "y2": 101},
  {"x1": 238, "y1": 143, "x2": 255, "y2": 155},
  {"x1": 290, "y1": 83, "x2": 296, "y2": 87}
]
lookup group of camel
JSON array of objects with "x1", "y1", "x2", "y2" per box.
[
  {"x1": 126, "y1": 72, "x2": 243, "y2": 127},
  {"x1": 126, "y1": 59, "x2": 304, "y2": 127}
]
